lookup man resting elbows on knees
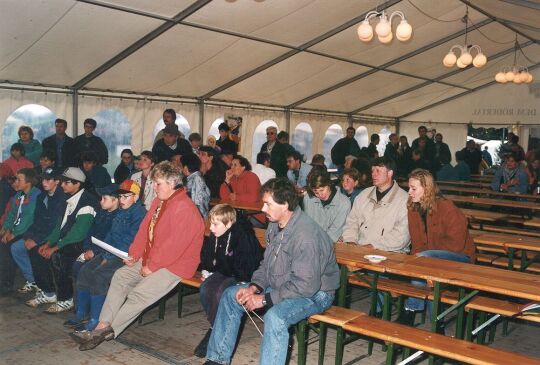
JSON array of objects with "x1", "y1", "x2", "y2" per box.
[
  {"x1": 78, "y1": 161, "x2": 204, "y2": 351},
  {"x1": 204, "y1": 178, "x2": 339, "y2": 365}
]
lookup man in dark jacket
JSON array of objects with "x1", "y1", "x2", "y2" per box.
[
  {"x1": 411, "y1": 126, "x2": 436, "y2": 166},
  {"x1": 152, "y1": 124, "x2": 192, "y2": 163},
  {"x1": 200, "y1": 146, "x2": 227, "y2": 199},
  {"x1": 461, "y1": 140, "x2": 482, "y2": 174},
  {"x1": 26, "y1": 167, "x2": 98, "y2": 313},
  {"x1": 260, "y1": 126, "x2": 288, "y2": 178},
  {"x1": 81, "y1": 152, "x2": 112, "y2": 193},
  {"x1": 383, "y1": 133, "x2": 399, "y2": 163},
  {"x1": 216, "y1": 122, "x2": 238, "y2": 154},
  {"x1": 42, "y1": 118, "x2": 77, "y2": 169},
  {"x1": 434, "y1": 133, "x2": 452, "y2": 171},
  {"x1": 204, "y1": 178, "x2": 339, "y2": 365},
  {"x1": 74, "y1": 118, "x2": 109, "y2": 166},
  {"x1": 331, "y1": 127, "x2": 360, "y2": 169}
]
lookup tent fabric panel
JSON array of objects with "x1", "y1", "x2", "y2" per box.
[
  {"x1": 0, "y1": 0, "x2": 75, "y2": 72},
  {"x1": 184, "y1": 0, "x2": 380, "y2": 47},
  {"x1": 309, "y1": 1, "x2": 487, "y2": 67},
  {"x1": 87, "y1": 25, "x2": 288, "y2": 96},
  {"x1": 99, "y1": 0, "x2": 199, "y2": 18},
  {"x1": 472, "y1": 0, "x2": 540, "y2": 39},
  {"x1": 387, "y1": 22, "x2": 519, "y2": 80},
  {"x1": 0, "y1": 1, "x2": 163, "y2": 86},
  {"x1": 361, "y1": 83, "x2": 464, "y2": 117},
  {"x1": 213, "y1": 53, "x2": 369, "y2": 105},
  {"x1": 298, "y1": 71, "x2": 422, "y2": 112}
]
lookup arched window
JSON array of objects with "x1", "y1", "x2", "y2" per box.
[
  {"x1": 377, "y1": 125, "x2": 392, "y2": 157},
  {"x1": 208, "y1": 117, "x2": 223, "y2": 140},
  {"x1": 323, "y1": 124, "x2": 343, "y2": 168},
  {"x1": 93, "y1": 109, "x2": 132, "y2": 177},
  {"x1": 292, "y1": 122, "x2": 313, "y2": 161},
  {"x1": 2, "y1": 104, "x2": 56, "y2": 161},
  {"x1": 152, "y1": 113, "x2": 191, "y2": 140},
  {"x1": 252, "y1": 120, "x2": 278, "y2": 163},
  {"x1": 355, "y1": 126, "x2": 369, "y2": 148}
]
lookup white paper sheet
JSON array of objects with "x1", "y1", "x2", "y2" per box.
[{"x1": 91, "y1": 236, "x2": 129, "y2": 260}]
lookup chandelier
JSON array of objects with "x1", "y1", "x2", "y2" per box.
[
  {"x1": 495, "y1": 38, "x2": 534, "y2": 84},
  {"x1": 442, "y1": 10, "x2": 487, "y2": 69},
  {"x1": 357, "y1": 10, "x2": 412, "y2": 44}
]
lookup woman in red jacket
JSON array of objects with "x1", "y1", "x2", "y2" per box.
[
  {"x1": 403, "y1": 168, "x2": 474, "y2": 322},
  {"x1": 219, "y1": 155, "x2": 261, "y2": 204}
]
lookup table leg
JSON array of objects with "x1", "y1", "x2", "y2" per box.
[
  {"x1": 336, "y1": 264, "x2": 348, "y2": 307},
  {"x1": 430, "y1": 281, "x2": 441, "y2": 333},
  {"x1": 508, "y1": 248, "x2": 515, "y2": 271}
]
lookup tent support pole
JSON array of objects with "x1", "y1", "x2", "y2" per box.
[
  {"x1": 72, "y1": 89, "x2": 79, "y2": 136},
  {"x1": 198, "y1": 98, "x2": 204, "y2": 140}
]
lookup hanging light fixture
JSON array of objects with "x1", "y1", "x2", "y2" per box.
[
  {"x1": 442, "y1": 9, "x2": 487, "y2": 69},
  {"x1": 357, "y1": 10, "x2": 412, "y2": 43},
  {"x1": 495, "y1": 37, "x2": 534, "y2": 85}
]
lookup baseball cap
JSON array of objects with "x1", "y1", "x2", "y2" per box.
[
  {"x1": 116, "y1": 180, "x2": 141, "y2": 196},
  {"x1": 96, "y1": 184, "x2": 119, "y2": 197},
  {"x1": 41, "y1": 167, "x2": 59, "y2": 180},
  {"x1": 163, "y1": 124, "x2": 180, "y2": 136},
  {"x1": 61, "y1": 167, "x2": 86, "y2": 183}
]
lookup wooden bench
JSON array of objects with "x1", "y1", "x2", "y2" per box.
[
  {"x1": 470, "y1": 223, "x2": 540, "y2": 238},
  {"x1": 298, "y1": 306, "x2": 540, "y2": 365}
]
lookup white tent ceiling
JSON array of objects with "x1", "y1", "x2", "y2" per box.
[{"x1": 1, "y1": 0, "x2": 539, "y2": 119}]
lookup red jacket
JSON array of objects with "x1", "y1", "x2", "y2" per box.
[
  {"x1": 408, "y1": 198, "x2": 475, "y2": 261},
  {"x1": 129, "y1": 189, "x2": 204, "y2": 278},
  {"x1": 220, "y1": 170, "x2": 261, "y2": 204}
]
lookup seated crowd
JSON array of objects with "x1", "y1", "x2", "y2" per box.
[{"x1": 0, "y1": 114, "x2": 536, "y2": 365}]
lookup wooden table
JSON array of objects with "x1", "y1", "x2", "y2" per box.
[
  {"x1": 209, "y1": 198, "x2": 263, "y2": 213},
  {"x1": 461, "y1": 208, "x2": 510, "y2": 224},
  {"x1": 446, "y1": 194, "x2": 540, "y2": 215},
  {"x1": 525, "y1": 218, "x2": 540, "y2": 228},
  {"x1": 438, "y1": 185, "x2": 540, "y2": 201},
  {"x1": 334, "y1": 243, "x2": 540, "y2": 339},
  {"x1": 474, "y1": 233, "x2": 540, "y2": 272},
  {"x1": 437, "y1": 180, "x2": 492, "y2": 189}
]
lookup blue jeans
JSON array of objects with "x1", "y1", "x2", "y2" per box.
[
  {"x1": 10, "y1": 239, "x2": 34, "y2": 283},
  {"x1": 406, "y1": 250, "x2": 470, "y2": 311},
  {"x1": 206, "y1": 283, "x2": 334, "y2": 365}
]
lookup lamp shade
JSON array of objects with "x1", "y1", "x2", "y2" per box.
[
  {"x1": 526, "y1": 73, "x2": 534, "y2": 83},
  {"x1": 472, "y1": 53, "x2": 487, "y2": 68},
  {"x1": 378, "y1": 32, "x2": 393, "y2": 44},
  {"x1": 459, "y1": 51, "x2": 473, "y2": 66},
  {"x1": 456, "y1": 58, "x2": 467, "y2": 68},
  {"x1": 396, "y1": 20, "x2": 412, "y2": 41},
  {"x1": 513, "y1": 76, "x2": 523, "y2": 84},
  {"x1": 495, "y1": 72, "x2": 507, "y2": 83},
  {"x1": 519, "y1": 72, "x2": 529, "y2": 83},
  {"x1": 504, "y1": 71, "x2": 515, "y2": 82},
  {"x1": 357, "y1": 21, "x2": 373, "y2": 42},
  {"x1": 443, "y1": 52, "x2": 457, "y2": 67},
  {"x1": 375, "y1": 17, "x2": 391, "y2": 37}
]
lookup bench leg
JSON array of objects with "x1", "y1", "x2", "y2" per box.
[
  {"x1": 396, "y1": 296, "x2": 404, "y2": 320},
  {"x1": 502, "y1": 318, "x2": 509, "y2": 336},
  {"x1": 318, "y1": 323, "x2": 327, "y2": 365},
  {"x1": 158, "y1": 297, "x2": 166, "y2": 320},
  {"x1": 296, "y1": 320, "x2": 308, "y2": 365},
  {"x1": 177, "y1": 285, "x2": 185, "y2": 318},
  {"x1": 335, "y1": 328, "x2": 345, "y2": 365},
  {"x1": 488, "y1": 319, "x2": 497, "y2": 344},
  {"x1": 430, "y1": 281, "x2": 441, "y2": 333},
  {"x1": 336, "y1": 265, "x2": 348, "y2": 307},
  {"x1": 455, "y1": 288, "x2": 466, "y2": 339},
  {"x1": 477, "y1": 312, "x2": 488, "y2": 344},
  {"x1": 382, "y1": 292, "x2": 392, "y2": 352},
  {"x1": 465, "y1": 310, "x2": 475, "y2": 341},
  {"x1": 385, "y1": 342, "x2": 395, "y2": 365}
]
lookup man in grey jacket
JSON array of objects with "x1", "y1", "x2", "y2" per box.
[{"x1": 204, "y1": 178, "x2": 339, "y2": 365}]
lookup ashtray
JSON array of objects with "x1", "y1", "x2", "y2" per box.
[{"x1": 364, "y1": 255, "x2": 387, "y2": 263}]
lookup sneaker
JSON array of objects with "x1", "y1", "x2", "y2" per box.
[
  {"x1": 44, "y1": 298, "x2": 74, "y2": 314},
  {"x1": 17, "y1": 281, "x2": 38, "y2": 294},
  {"x1": 25, "y1": 291, "x2": 57, "y2": 308}
]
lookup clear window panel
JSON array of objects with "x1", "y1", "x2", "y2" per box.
[
  {"x1": 93, "y1": 109, "x2": 132, "y2": 178},
  {"x1": 323, "y1": 124, "x2": 343, "y2": 168},
  {"x1": 2, "y1": 104, "x2": 56, "y2": 161},
  {"x1": 292, "y1": 122, "x2": 313, "y2": 161},
  {"x1": 355, "y1": 126, "x2": 369, "y2": 148}
]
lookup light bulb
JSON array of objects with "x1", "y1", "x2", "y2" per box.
[
  {"x1": 513, "y1": 75, "x2": 522, "y2": 84},
  {"x1": 375, "y1": 15, "x2": 391, "y2": 37},
  {"x1": 456, "y1": 58, "x2": 467, "y2": 68},
  {"x1": 459, "y1": 51, "x2": 473, "y2": 66},
  {"x1": 357, "y1": 20, "x2": 373, "y2": 42},
  {"x1": 519, "y1": 72, "x2": 529, "y2": 83},
  {"x1": 396, "y1": 19, "x2": 412, "y2": 41},
  {"x1": 443, "y1": 52, "x2": 457, "y2": 67},
  {"x1": 526, "y1": 73, "x2": 534, "y2": 83},
  {"x1": 472, "y1": 53, "x2": 487, "y2": 68},
  {"x1": 505, "y1": 71, "x2": 515, "y2": 82},
  {"x1": 495, "y1": 72, "x2": 507, "y2": 83},
  {"x1": 378, "y1": 32, "x2": 393, "y2": 44}
]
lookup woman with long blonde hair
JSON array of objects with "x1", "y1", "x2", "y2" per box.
[{"x1": 402, "y1": 168, "x2": 475, "y2": 324}]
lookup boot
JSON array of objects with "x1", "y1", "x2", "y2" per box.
[
  {"x1": 85, "y1": 294, "x2": 106, "y2": 331},
  {"x1": 64, "y1": 289, "x2": 90, "y2": 328},
  {"x1": 194, "y1": 328, "x2": 212, "y2": 358},
  {"x1": 397, "y1": 309, "x2": 417, "y2": 326}
]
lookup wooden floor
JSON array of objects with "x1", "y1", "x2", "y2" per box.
[{"x1": 1, "y1": 285, "x2": 540, "y2": 365}]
